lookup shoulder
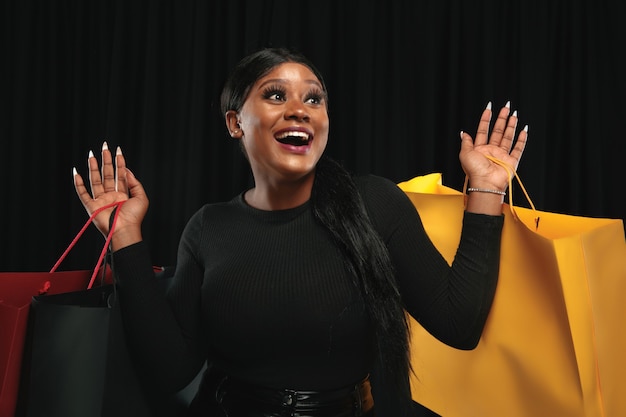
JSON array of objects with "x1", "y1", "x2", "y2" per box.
[
  {"x1": 353, "y1": 174, "x2": 419, "y2": 229},
  {"x1": 195, "y1": 193, "x2": 249, "y2": 217},
  {"x1": 194, "y1": 198, "x2": 241, "y2": 217},
  {"x1": 178, "y1": 197, "x2": 246, "y2": 255},
  {"x1": 354, "y1": 174, "x2": 412, "y2": 206},
  {"x1": 183, "y1": 196, "x2": 243, "y2": 233}
]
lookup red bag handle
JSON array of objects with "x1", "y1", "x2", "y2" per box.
[{"x1": 50, "y1": 200, "x2": 126, "y2": 289}]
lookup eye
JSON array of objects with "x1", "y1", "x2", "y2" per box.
[
  {"x1": 305, "y1": 95, "x2": 322, "y2": 105},
  {"x1": 268, "y1": 92, "x2": 285, "y2": 101},
  {"x1": 305, "y1": 90, "x2": 326, "y2": 106},
  {"x1": 262, "y1": 86, "x2": 286, "y2": 102}
]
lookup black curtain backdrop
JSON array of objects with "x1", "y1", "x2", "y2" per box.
[{"x1": 2, "y1": 0, "x2": 625, "y2": 272}]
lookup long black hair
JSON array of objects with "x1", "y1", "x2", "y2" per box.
[{"x1": 220, "y1": 47, "x2": 412, "y2": 406}]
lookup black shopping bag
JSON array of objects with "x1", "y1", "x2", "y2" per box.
[
  {"x1": 16, "y1": 200, "x2": 200, "y2": 417},
  {"x1": 15, "y1": 201, "x2": 153, "y2": 417},
  {"x1": 17, "y1": 284, "x2": 153, "y2": 417}
]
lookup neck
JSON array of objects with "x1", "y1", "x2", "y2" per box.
[{"x1": 245, "y1": 172, "x2": 315, "y2": 211}]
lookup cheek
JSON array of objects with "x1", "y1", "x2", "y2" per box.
[
  {"x1": 316, "y1": 119, "x2": 330, "y2": 147},
  {"x1": 239, "y1": 116, "x2": 265, "y2": 145}
]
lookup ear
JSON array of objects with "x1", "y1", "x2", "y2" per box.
[{"x1": 225, "y1": 110, "x2": 243, "y2": 138}]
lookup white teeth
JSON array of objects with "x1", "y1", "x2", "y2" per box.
[{"x1": 275, "y1": 131, "x2": 309, "y2": 140}]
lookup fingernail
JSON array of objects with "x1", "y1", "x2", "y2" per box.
[
  {"x1": 116, "y1": 146, "x2": 122, "y2": 156},
  {"x1": 512, "y1": 110, "x2": 518, "y2": 117},
  {"x1": 459, "y1": 130, "x2": 464, "y2": 139},
  {"x1": 505, "y1": 101, "x2": 511, "y2": 108},
  {"x1": 89, "y1": 150, "x2": 94, "y2": 158},
  {"x1": 486, "y1": 102, "x2": 492, "y2": 110},
  {"x1": 102, "y1": 141, "x2": 108, "y2": 151},
  {"x1": 524, "y1": 125, "x2": 529, "y2": 132},
  {"x1": 72, "y1": 167, "x2": 77, "y2": 176}
]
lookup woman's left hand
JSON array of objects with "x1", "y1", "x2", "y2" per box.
[{"x1": 460, "y1": 101, "x2": 528, "y2": 193}]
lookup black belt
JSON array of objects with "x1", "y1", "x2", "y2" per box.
[{"x1": 212, "y1": 374, "x2": 374, "y2": 417}]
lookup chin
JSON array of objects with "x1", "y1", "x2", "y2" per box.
[{"x1": 279, "y1": 158, "x2": 319, "y2": 179}]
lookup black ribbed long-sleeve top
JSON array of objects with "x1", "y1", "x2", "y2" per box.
[{"x1": 112, "y1": 174, "x2": 503, "y2": 394}]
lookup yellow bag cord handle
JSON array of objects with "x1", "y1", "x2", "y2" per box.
[{"x1": 463, "y1": 155, "x2": 540, "y2": 229}]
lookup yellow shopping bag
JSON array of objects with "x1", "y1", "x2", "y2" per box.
[{"x1": 398, "y1": 172, "x2": 626, "y2": 417}]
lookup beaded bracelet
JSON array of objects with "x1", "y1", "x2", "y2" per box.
[{"x1": 467, "y1": 187, "x2": 506, "y2": 196}]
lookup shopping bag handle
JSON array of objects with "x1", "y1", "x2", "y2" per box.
[
  {"x1": 463, "y1": 156, "x2": 540, "y2": 229},
  {"x1": 50, "y1": 200, "x2": 126, "y2": 289}
]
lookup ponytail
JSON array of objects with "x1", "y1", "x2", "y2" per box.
[{"x1": 311, "y1": 156, "x2": 412, "y2": 405}]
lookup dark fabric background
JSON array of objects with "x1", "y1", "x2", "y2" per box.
[{"x1": 2, "y1": 0, "x2": 625, "y2": 272}]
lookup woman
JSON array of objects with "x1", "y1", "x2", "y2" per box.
[{"x1": 74, "y1": 48, "x2": 527, "y2": 416}]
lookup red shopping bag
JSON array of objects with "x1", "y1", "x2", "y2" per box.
[{"x1": 0, "y1": 202, "x2": 119, "y2": 417}]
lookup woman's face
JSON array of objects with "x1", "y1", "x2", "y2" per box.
[{"x1": 233, "y1": 62, "x2": 329, "y2": 184}]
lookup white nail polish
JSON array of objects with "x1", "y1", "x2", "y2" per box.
[
  {"x1": 505, "y1": 101, "x2": 511, "y2": 108},
  {"x1": 89, "y1": 150, "x2": 94, "y2": 158},
  {"x1": 524, "y1": 125, "x2": 529, "y2": 132},
  {"x1": 486, "y1": 102, "x2": 492, "y2": 110},
  {"x1": 459, "y1": 131, "x2": 464, "y2": 139},
  {"x1": 72, "y1": 167, "x2": 77, "y2": 176},
  {"x1": 102, "y1": 141, "x2": 108, "y2": 151},
  {"x1": 512, "y1": 110, "x2": 518, "y2": 117},
  {"x1": 116, "y1": 146, "x2": 122, "y2": 156}
]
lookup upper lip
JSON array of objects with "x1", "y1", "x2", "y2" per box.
[{"x1": 274, "y1": 127, "x2": 313, "y2": 143}]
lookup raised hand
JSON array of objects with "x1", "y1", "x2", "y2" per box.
[
  {"x1": 73, "y1": 142, "x2": 148, "y2": 250},
  {"x1": 459, "y1": 101, "x2": 528, "y2": 214}
]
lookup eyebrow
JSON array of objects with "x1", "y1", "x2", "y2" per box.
[{"x1": 257, "y1": 78, "x2": 323, "y2": 90}]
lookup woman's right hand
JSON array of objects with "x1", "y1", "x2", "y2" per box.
[{"x1": 73, "y1": 142, "x2": 149, "y2": 251}]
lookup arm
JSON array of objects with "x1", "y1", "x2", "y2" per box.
[
  {"x1": 73, "y1": 143, "x2": 205, "y2": 392},
  {"x1": 362, "y1": 102, "x2": 527, "y2": 349},
  {"x1": 112, "y1": 228, "x2": 207, "y2": 392},
  {"x1": 360, "y1": 177, "x2": 502, "y2": 349}
]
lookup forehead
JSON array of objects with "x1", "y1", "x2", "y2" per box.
[{"x1": 254, "y1": 62, "x2": 323, "y2": 89}]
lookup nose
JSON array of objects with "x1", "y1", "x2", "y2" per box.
[{"x1": 284, "y1": 100, "x2": 310, "y2": 122}]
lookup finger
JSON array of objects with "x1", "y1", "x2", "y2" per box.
[
  {"x1": 459, "y1": 130, "x2": 475, "y2": 155},
  {"x1": 509, "y1": 125, "x2": 528, "y2": 164},
  {"x1": 73, "y1": 167, "x2": 94, "y2": 205},
  {"x1": 499, "y1": 110, "x2": 519, "y2": 153},
  {"x1": 88, "y1": 149, "x2": 104, "y2": 198},
  {"x1": 115, "y1": 146, "x2": 128, "y2": 195},
  {"x1": 126, "y1": 168, "x2": 146, "y2": 198},
  {"x1": 487, "y1": 101, "x2": 512, "y2": 147},
  {"x1": 101, "y1": 141, "x2": 116, "y2": 193},
  {"x1": 473, "y1": 102, "x2": 493, "y2": 146}
]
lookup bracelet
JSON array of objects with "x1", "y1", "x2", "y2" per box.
[{"x1": 467, "y1": 187, "x2": 506, "y2": 196}]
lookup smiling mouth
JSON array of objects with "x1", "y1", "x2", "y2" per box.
[{"x1": 275, "y1": 131, "x2": 311, "y2": 146}]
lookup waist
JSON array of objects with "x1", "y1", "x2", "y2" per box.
[{"x1": 213, "y1": 373, "x2": 374, "y2": 416}]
